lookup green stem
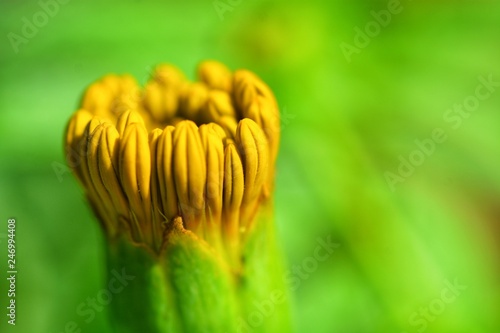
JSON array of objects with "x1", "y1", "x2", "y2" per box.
[{"x1": 106, "y1": 212, "x2": 292, "y2": 333}]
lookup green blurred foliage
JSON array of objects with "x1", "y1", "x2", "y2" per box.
[{"x1": 1, "y1": 0, "x2": 499, "y2": 332}]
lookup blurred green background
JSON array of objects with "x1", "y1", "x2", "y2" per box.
[{"x1": 1, "y1": 0, "x2": 500, "y2": 332}]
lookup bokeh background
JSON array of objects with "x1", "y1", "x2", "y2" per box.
[{"x1": 1, "y1": 0, "x2": 500, "y2": 332}]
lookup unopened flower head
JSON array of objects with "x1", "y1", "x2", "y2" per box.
[{"x1": 64, "y1": 61, "x2": 280, "y2": 260}]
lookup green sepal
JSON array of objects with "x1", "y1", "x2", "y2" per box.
[
  {"x1": 161, "y1": 218, "x2": 240, "y2": 333},
  {"x1": 105, "y1": 212, "x2": 293, "y2": 333},
  {"x1": 237, "y1": 204, "x2": 294, "y2": 333},
  {"x1": 106, "y1": 236, "x2": 182, "y2": 333}
]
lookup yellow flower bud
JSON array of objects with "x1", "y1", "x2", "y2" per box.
[{"x1": 65, "y1": 62, "x2": 280, "y2": 254}]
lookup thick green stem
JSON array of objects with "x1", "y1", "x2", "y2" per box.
[
  {"x1": 237, "y1": 205, "x2": 293, "y2": 333},
  {"x1": 106, "y1": 238, "x2": 182, "y2": 333},
  {"x1": 106, "y1": 212, "x2": 292, "y2": 333}
]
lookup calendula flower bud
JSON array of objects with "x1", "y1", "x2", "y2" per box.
[{"x1": 64, "y1": 61, "x2": 292, "y2": 333}]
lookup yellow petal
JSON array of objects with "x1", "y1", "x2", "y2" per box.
[
  {"x1": 80, "y1": 117, "x2": 107, "y2": 186},
  {"x1": 199, "y1": 124, "x2": 224, "y2": 224},
  {"x1": 100, "y1": 74, "x2": 121, "y2": 96},
  {"x1": 207, "y1": 123, "x2": 227, "y2": 140},
  {"x1": 80, "y1": 82, "x2": 112, "y2": 112},
  {"x1": 197, "y1": 60, "x2": 232, "y2": 91},
  {"x1": 116, "y1": 110, "x2": 146, "y2": 137},
  {"x1": 149, "y1": 128, "x2": 165, "y2": 249},
  {"x1": 119, "y1": 123, "x2": 151, "y2": 229},
  {"x1": 64, "y1": 109, "x2": 93, "y2": 183},
  {"x1": 217, "y1": 116, "x2": 238, "y2": 139},
  {"x1": 143, "y1": 81, "x2": 178, "y2": 123},
  {"x1": 233, "y1": 70, "x2": 276, "y2": 107},
  {"x1": 119, "y1": 74, "x2": 140, "y2": 94},
  {"x1": 157, "y1": 126, "x2": 178, "y2": 221},
  {"x1": 233, "y1": 70, "x2": 280, "y2": 175},
  {"x1": 222, "y1": 142, "x2": 244, "y2": 237},
  {"x1": 232, "y1": 70, "x2": 258, "y2": 112},
  {"x1": 172, "y1": 120, "x2": 207, "y2": 230},
  {"x1": 85, "y1": 121, "x2": 118, "y2": 236},
  {"x1": 152, "y1": 64, "x2": 186, "y2": 87},
  {"x1": 202, "y1": 90, "x2": 236, "y2": 124},
  {"x1": 98, "y1": 124, "x2": 129, "y2": 218},
  {"x1": 178, "y1": 82, "x2": 209, "y2": 121},
  {"x1": 235, "y1": 118, "x2": 269, "y2": 225}
]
